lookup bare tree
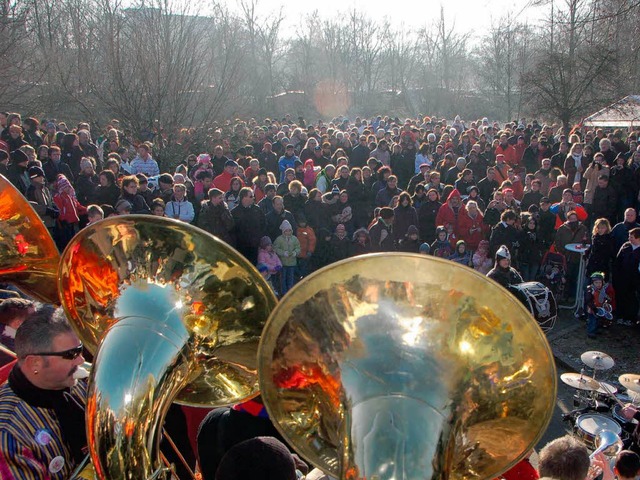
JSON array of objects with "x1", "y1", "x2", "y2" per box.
[{"x1": 522, "y1": 0, "x2": 619, "y2": 131}]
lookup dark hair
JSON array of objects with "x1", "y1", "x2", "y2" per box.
[
  {"x1": 238, "y1": 187, "x2": 254, "y2": 201},
  {"x1": 398, "y1": 191, "x2": 412, "y2": 205},
  {"x1": 501, "y1": 210, "x2": 517, "y2": 222},
  {"x1": 0, "y1": 298, "x2": 35, "y2": 324},
  {"x1": 615, "y1": 450, "x2": 640, "y2": 478},
  {"x1": 99, "y1": 169, "x2": 116, "y2": 185},
  {"x1": 15, "y1": 308, "x2": 73, "y2": 360}
]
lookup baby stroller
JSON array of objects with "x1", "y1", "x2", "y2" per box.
[{"x1": 539, "y1": 248, "x2": 568, "y2": 300}]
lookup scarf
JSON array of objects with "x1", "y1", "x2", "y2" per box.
[
  {"x1": 572, "y1": 154, "x2": 583, "y2": 183},
  {"x1": 8, "y1": 365, "x2": 87, "y2": 463}
]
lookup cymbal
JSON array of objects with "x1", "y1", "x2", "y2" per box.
[
  {"x1": 561, "y1": 373, "x2": 600, "y2": 391},
  {"x1": 596, "y1": 381, "x2": 618, "y2": 395},
  {"x1": 581, "y1": 351, "x2": 615, "y2": 370},
  {"x1": 619, "y1": 374, "x2": 640, "y2": 393}
]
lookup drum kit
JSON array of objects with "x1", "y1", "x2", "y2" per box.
[{"x1": 561, "y1": 350, "x2": 640, "y2": 454}]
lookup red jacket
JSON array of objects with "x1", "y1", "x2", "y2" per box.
[
  {"x1": 53, "y1": 192, "x2": 87, "y2": 223},
  {"x1": 458, "y1": 210, "x2": 487, "y2": 251},
  {"x1": 435, "y1": 189, "x2": 467, "y2": 236},
  {"x1": 495, "y1": 143, "x2": 518, "y2": 167}
]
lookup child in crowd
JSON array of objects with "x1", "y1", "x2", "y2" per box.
[
  {"x1": 398, "y1": 225, "x2": 421, "y2": 253},
  {"x1": 449, "y1": 239, "x2": 473, "y2": 267},
  {"x1": 295, "y1": 215, "x2": 316, "y2": 279},
  {"x1": 472, "y1": 240, "x2": 493, "y2": 274},
  {"x1": 273, "y1": 220, "x2": 300, "y2": 296},
  {"x1": 257, "y1": 236, "x2": 282, "y2": 294},
  {"x1": 150, "y1": 198, "x2": 166, "y2": 216},
  {"x1": 585, "y1": 271, "x2": 616, "y2": 338},
  {"x1": 86, "y1": 204, "x2": 104, "y2": 225},
  {"x1": 53, "y1": 174, "x2": 87, "y2": 250},
  {"x1": 431, "y1": 226, "x2": 452, "y2": 258}
]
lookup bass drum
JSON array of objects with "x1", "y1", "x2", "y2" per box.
[{"x1": 509, "y1": 282, "x2": 557, "y2": 333}]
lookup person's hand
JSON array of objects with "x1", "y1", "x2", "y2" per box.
[
  {"x1": 621, "y1": 403, "x2": 638, "y2": 420},
  {"x1": 590, "y1": 452, "x2": 614, "y2": 480},
  {"x1": 585, "y1": 462, "x2": 602, "y2": 480}
]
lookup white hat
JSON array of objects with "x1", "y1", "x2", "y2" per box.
[
  {"x1": 496, "y1": 245, "x2": 511, "y2": 261},
  {"x1": 280, "y1": 219, "x2": 293, "y2": 232}
]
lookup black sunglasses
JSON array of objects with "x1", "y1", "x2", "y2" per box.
[{"x1": 32, "y1": 343, "x2": 84, "y2": 360}]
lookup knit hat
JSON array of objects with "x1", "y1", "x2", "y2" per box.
[
  {"x1": 280, "y1": 219, "x2": 293, "y2": 232},
  {"x1": 260, "y1": 236, "x2": 272, "y2": 248},
  {"x1": 419, "y1": 242, "x2": 431, "y2": 254},
  {"x1": 407, "y1": 225, "x2": 419, "y2": 236},
  {"x1": 496, "y1": 245, "x2": 511, "y2": 261},
  {"x1": 197, "y1": 153, "x2": 211, "y2": 164},
  {"x1": 28, "y1": 166, "x2": 45, "y2": 179},
  {"x1": 115, "y1": 199, "x2": 132, "y2": 213},
  {"x1": 590, "y1": 272, "x2": 605, "y2": 281},
  {"x1": 215, "y1": 436, "x2": 297, "y2": 480},
  {"x1": 56, "y1": 174, "x2": 73, "y2": 191},
  {"x1": 10, "y1": 149, "x2": 28, "y2": 164}
]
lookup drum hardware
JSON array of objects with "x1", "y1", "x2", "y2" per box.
[{"x1": 597, "y1": 381, "x2": 626, "y2": 408}]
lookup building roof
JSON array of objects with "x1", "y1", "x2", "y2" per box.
[{"x1": 583, "y1": 95, "x2": 640, "y2": 128}]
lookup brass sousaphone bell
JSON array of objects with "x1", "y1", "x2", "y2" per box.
[
  {"x1": 258, "y1": 253, "x2": 557, "y2": 479},
  {"x1": 0, "y1": 174, "x2": 59, "y2": 303},
  {"x1": 58, "y1": 216, "x2": 277, "y2": 479}
]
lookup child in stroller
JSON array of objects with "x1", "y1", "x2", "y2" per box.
[{"x1": 540, "y1": 249, "x2": 568, "y2": 300}]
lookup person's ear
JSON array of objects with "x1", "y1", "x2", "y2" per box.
[{"x1": 23, "y1": 355, "x2": 43, "y2": 374}]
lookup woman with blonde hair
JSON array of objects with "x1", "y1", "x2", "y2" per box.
[{"x1": 586, "y1": 217, "x2": 615, "y2": 278}]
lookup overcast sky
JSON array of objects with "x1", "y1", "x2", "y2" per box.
[{"x1": 221, "y1": 0, "x2": 548, "y2": 38}]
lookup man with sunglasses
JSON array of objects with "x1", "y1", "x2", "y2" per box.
[{"x1": 0, "y1": 308, "x2": 87, "y2": 479}]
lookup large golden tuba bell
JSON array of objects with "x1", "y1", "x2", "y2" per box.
[
  {"x1": 258, "y1": 253, "x2": 557, "y2": 480},
  {"x1": 0, "y1": 174, "x2": 59, "y2": 303},
  {"x1": 58, "y1": 215, "x2": 277, "y2": 479}
]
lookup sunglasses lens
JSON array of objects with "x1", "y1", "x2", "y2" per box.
[{"x1": 63, "y1": 346, "x2": 82, "y2": 360}]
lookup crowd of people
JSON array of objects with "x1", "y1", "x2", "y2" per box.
[
  {"x1": 3, "y1": 111, "x2": 640, "y2": 334},
  {"x1": 2, "y1": 111, "x2": 640, "y2": 479}
]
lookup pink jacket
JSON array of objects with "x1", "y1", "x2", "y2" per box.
[{"x1": 257, "y1": 248, "x2": 282, "y2": 274}]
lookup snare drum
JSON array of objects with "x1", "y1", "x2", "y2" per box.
[{"x1": 574, "y1": 413, "x2": 622, "y2": 449}]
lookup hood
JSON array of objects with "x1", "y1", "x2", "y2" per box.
[{"x1": 447, "y1": 188, "x2": 462, "y2": 202}]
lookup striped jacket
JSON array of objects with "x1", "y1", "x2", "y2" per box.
[{"x1": 0, "y1": 380, "x2": 87, "y2": 480}]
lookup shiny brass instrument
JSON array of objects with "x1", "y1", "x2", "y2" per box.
[
  {"x1": 58, "y1": 215, "x2": 277, "y2": 479},
  {"x1": 0, "y1": 174, "x2": 59, "y2": 303},
  {"x1": 258, "y1": 253, "x2": 557, "y2": 480},
  {"x1": 589, "y1": 430, "x2": 623, "y2": 459}
]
